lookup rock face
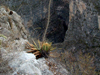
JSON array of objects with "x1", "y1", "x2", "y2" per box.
[
  {"x1": 1, "y1": 0, "x2": 69, "y2": 43},
  {"x1": 64, "y1": 0, "x2": 100, "y2": 71},
  {"x1": 0, "y1": 6, "x2": 28, "y2": 40},
  {"x1": 46, "y1": 0, "x2": 69, "y2": 43},
  {"x1": 65, "y1": 0, "x2": 99, "y2": 47},
  {"x1": 0, "y1": 6, "x2": 68, "y2": 75},
  {"x1": 0, "y1": 38, "x2": 54, "y2": 75}
]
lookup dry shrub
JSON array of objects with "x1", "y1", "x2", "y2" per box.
[{"x1": 60, "y1": 51, "x2": 96, "y2": 75}]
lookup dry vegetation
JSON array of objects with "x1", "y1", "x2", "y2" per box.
[{"x1": 60, "y1": 51, "x2": 96, "y2": 75}]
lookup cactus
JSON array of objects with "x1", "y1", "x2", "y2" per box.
[
  {"x1": 41, "y1": 42, "x2": 51, "y2": 52},
  {"x1": 26, "y1": 40, "x2": 56, "y2": 59}
]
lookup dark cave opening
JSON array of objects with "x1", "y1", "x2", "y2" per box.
[
  {"x1": 29, "y1": 0, "x2": 69, "y2": 44},
  {"x1": 46, "y1": 0, "x2": 69, "y2": 43},
  {"x1": 46, "y1": 15, "x2": 68, "y2": 43},
  {"x1": 0, "y1": 0, "x2": 69, "y2": 44}
]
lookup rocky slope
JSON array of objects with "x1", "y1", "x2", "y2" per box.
[
  {"x1": 0, "y1": 6, "x2": 68, "y2": 75},
  {"x1": 1, "y1": 0, "x2": 100, "y2": 74}
]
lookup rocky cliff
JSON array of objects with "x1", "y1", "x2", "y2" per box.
[
  {"x1": 64, "y1": 0, "x2": 100, "y2": 71},
  {"x1": 1, "y1": 0, "x2": 69, "y2": 43},
  {"x1": 1, "y1": 0, "x2": 100, "y2": 74},
  {"x1": 0, "y1": 6, "x2": 68, "y2": 75}
]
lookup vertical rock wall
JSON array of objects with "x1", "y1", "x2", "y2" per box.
[
  {"x1": 65, "y1": 0, "x2": 100, "y2": 48},
  {"x1": 64, "y1": 0, "x2": 100, "y2": 71}
]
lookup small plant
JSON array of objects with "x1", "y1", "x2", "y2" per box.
[
  {"x1": 26, "y1": 40, "x2": 55, "y2": 59},
  {"x1": 41, "y1": 42, "x2": 52, "y2": 52}
]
